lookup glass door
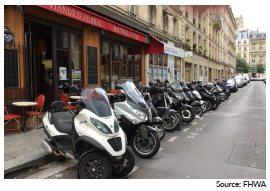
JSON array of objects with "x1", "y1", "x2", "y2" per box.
[{"x1": 56, "y1": 30, "x2": 70, "y2": 98}]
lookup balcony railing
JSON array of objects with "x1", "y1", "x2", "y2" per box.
[
  {"x1": 128, "y1": 11, "x2": 136, "y2": 19},
  {"x1": 149, "y1": 22, "x2": 155, "y2": 28},
  {"x1": 212, "y1": 13, "x2": 222, "y2": 29}
]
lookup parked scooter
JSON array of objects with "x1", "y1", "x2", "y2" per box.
[
  {"x1": 168, "y1": 80, "x2": 196, "y2": 123},
  {"x1": 186, "y1": 82, "x2": 207, "y2": 113},
  {"x1": 144, "y1": 81, "x2": 182, "y2": 132},
  {"x1": 217, "y1": 80, "x2": 231, "y2": 99},
  {"x1": 113, "y1": 79, "x2": 161, "y2": 158},
  {"x1": 41, "y1": 85, "x2": 135, "y2": 179},
  {"x1": 179, "y1": 81, "x2": 203, "y2": 116},
  {"x1": 192, "y1": 81, "x2": 218, "y2": 110},
  {"x1": 138, "y1": 83, "x2": 166, "y2": 140}
]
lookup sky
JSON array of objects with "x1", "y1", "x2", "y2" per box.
[{"x1": 231, "y1": 3, "x2": 267, "y2": 32}]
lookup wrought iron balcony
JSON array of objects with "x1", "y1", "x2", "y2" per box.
[
  {"x1": 212, "y1": 13, "x2": 222, "y2": 29},
  {"x1": 128, "y1": 11, "x2": 136, "y2": 19},
  {"x1": 163, "y1": 30, "x2": 167, "y2": 35}
]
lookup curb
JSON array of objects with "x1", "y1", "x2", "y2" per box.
[{"x1": 4, "y1": 149, "x2": 54, "y2": 175}]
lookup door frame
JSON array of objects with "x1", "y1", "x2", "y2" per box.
[{"x1": 24, "y1": 13, "x2": 83, "y2": 101}]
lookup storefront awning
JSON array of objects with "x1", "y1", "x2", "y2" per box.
[
  {"x1": 145, "y1": 35, "x2": 184, "y2": 58},
  {"x1": 36, "y1": 5, "x2": 149, "y2": 44}
]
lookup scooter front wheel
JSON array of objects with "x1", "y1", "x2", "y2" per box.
[
  {"x1": 112, "y1": 146, "x2": 135, "y2": 177},
  {"x1": 78, "y1": 152, "x2": 112, "y2": 179},
  {"x1": 131, "y1": 131, "x2": 160, "y2": 158},
  {"x1": 193, "y1": 106, "x2": 203, "y2": 116}
]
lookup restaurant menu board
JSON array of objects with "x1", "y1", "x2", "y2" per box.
[
  {"x1": 87, "y1": 46, "x2": 98, "y2": 84},
  {"x1": 4, "y1": 49, "x2": 19, "y2": 88}
]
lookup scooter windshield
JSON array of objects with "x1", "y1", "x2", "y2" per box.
[
  {"x1": 118, "y1": 79, "x2": 147, "y2": 109},
  {"x1": 170, "y1": 80, "x2": 182, "y2": 91},
  {"x1": 81, "y1": 85, "x2": 112, "y2": 117}
]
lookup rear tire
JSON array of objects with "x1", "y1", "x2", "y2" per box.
[
  {"x1": 201, "y1": 103, "x2": 207, "y2": 113},
  {"x1": 181, "y1": 107, "x2": 195, "y2": 123},
  {"x1": 112, "y1": 146, "x2": 135, "y2": 177},
  {"x1": 161, "y1": 112, "x2": 182, "y2": 132},
  {"x1": 193, "y1": 106, "x2": 203, "y2": 116},
  {"x1": 78, "y1": 152, "x2": 112, "y2": 179},
  {"x1": 151, "y1": 123, "x2": 166, "y2": 140},
  {"x1": 204, "y1": 101, "x2": 212, "y2": 111}
]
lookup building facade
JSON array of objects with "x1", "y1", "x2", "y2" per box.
[
  {"x1": 235, "y1": 15, "x2": 266, "y2": 72},
  {"x1": 108, "y1": 5, "x2": 237, "y2": 85},
  {"x1": 4, "y1": 5, "x2": 237, "y2": 114}
]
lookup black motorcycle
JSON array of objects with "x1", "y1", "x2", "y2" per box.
[
  {"x1": 186, "y1": 82, "x2": 207, "y2": 113},
  {"x1": 140, "y1": 82, "x2": 182, "y2": 132},
  {"x1": 179, "y1": 81, "x2": 203, "y2": 117},
  {"x1": 217, "y1": 80, "x2": 231, "y2": 99},
  {"x1": 168, "y1": 80, "x2": 195, "y2": 123},
  {"x1": 192, "y1": 81, "x2": 218, "y2": 111}
]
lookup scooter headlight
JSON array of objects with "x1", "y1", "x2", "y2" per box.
[
  {"x1": 90, "y1": 117, "x2": 112, "y2": 134},
  {"x1": 124, "y1": 114, "x2": 142, "y2": 124},
  {"x1": 135, "y1": 110, "x2": 147, "y2": 120},
  {"x1": 169, "y1": 97, "x2": 173, "y2": 104}
]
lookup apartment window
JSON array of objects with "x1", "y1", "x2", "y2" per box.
[
  {"x1": 185, "y1": 11, "x2": 188, "y2": 19},
  {"x1": 243, "y1": 40, "x2": 246, "y2": 44},
  {"x1": 193, "y1": 18, "x2": 196, "y2": 25},
  {"x1": 185, "y1": 27, "x2": 189, "y2": 40},
  {"x1": 238, "y1": 47, "x2": 241, "y2": 51},
  {"x1": 238, "y1": 41, "x2": 241, "y2": 45},
  {"x1": 260, "y1": 56, "x2": 263, "y2": 62},
  {"x1": 252, "y1": 57, "x2": 256, "y2": 63},
  {"x1": 163, "y1": 11, "x2": 168, "y2": 32},
  {"x1": 252, "y1": 44, "x2": 255, "y2": 50},
  {"x1": 173, "y1": 18, "x2": 177, "y2": 37},
  {"x1": 244, "y1": 53, "x2": 246, "y2": 58},
  {"x1": 244, "y1": 47, "x2": 247, "y2": 51},
  {"x1": 260, "y1": 44, "x2": 263, "y2": 50},
  {"x1": 129, "y1": 5, "x2": 134, "y2": 13}
]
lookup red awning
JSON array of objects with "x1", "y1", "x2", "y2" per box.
[
  {"x1": 145, "y1": 35, "x2": 164, "y2": 54},
  {"x1": 36, "y1": 5, "x2": 147, "y2": 43}
]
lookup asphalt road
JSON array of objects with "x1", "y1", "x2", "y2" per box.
[{"x1": 18, "y1": 81, "x2": 266, "y2": 179}]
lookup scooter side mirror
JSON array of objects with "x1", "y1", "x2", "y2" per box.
[
  {"x1": 70, "y1": 85, "x2": 80, "y2": 95},
  {"x1": 115, "y1": 85, "x2": 123, "y2": 90}
]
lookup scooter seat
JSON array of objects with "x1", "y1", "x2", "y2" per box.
[{"x1": 51, "y1": 112, "x2": 74, "y2": 134}]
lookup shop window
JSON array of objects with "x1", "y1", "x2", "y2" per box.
[
  {"x1": 120, "y1": 46, "x2": 127, "y2": 79},
  {"x1": 101, "y1": 41, "x2": 110, "y2": 92},
  {"x1": 128, "y1": 48, "x2": 135, "y2": 80},
  {"x1": 71, "y1": 33, "x2": 82, "y2": 87},
  {"x1": 135, "y1": 50, "x2": 141, "y2": 86},
  {"x1": 4, "y1": 48, "x2": 19, "y2": 88},
  {"x1": 111, "y1": 44, "x2": 119, "y2": 90}
]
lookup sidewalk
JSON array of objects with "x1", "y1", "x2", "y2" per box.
[{"x1": 4, "y1": 124, "x2": 53, "y2": 175}]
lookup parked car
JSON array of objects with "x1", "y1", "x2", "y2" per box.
[
  {"x1": 235, "y1": 77, "x2": 244, "y2": 88},
  {"x1": 226, "y1": 79, "x2": 238, "y2": 92}
]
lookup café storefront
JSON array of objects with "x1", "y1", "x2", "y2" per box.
[{"x1": 4, "y1": 5, "x2": 150, "y2": 112}]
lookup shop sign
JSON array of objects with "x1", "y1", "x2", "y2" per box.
[
  {"x1": 164, "y1": 43, "x2": 184, "y2": 58},
  {"x1": 185, "y1": 51, "x2": 193, "y2": 58},
  {"x1": 37, "y1": 5, "x2": 146, "y2": 43},
  {"x1": 4, "y1": 26, "x2": 14, "y2": 45}
]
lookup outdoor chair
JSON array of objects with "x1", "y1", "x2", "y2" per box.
[
  {"x1": 60, "y1": 93, "x2": 78, "y2": 113},
  {"x1": 23, "y1": 94, "x2": 45, "y2": 131},
  {"x1": 4, "y1": 106, "x2": 21, "y2": 134}
]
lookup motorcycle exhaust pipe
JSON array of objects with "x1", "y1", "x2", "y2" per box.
[{"x1": 41, "y1": 139, "x2": 55, "y2": 154}]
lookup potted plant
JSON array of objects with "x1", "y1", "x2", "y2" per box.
[
  {"x1": 198, "y1": 46, "x2": 203, "y2": 54},
  {"x1": 193, "y1": 43, "x2": 197, "y2": 52},
  {"x1": 185, "y1": 39, "x2": 191, "y2": 49},
  {"x1": 204, "y1": 49, "x2": 207, "y2": 56}
]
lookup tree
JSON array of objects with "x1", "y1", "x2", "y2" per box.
[
  {"x1": 256, "y1": 63, "x2": 265, "y2": 74},
  {"x1": 236, "y1": 53, "x2": 251, "y2": 73}
]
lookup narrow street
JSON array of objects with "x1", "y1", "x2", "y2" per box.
[{"x1": 13, "y1": 81, "x2": 266, "y2": 179}]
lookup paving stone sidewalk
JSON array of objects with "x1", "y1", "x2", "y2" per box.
[{"x1": 4, "y1": 125, "x2": 53, "y2": 175}]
